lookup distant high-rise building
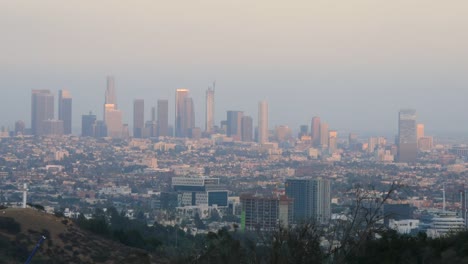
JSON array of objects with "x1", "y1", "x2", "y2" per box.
[
  {"x1": 105, "y1": 104, "x2": 123, "y2": 138},
  {"x1": 417, "y1": 123, "x2": 424, "y2": 144},
  {"x1": 58, "y1": 90, "x2": 72, "y2": 135},
  {"x1": 133, "y1": 99, "x2": 144, "y2": 138},
  {"x1": 241, "y1": 116, "x2": 253, "y2": 142},
  {"x1": 398, "y1": 109, "x2": 417, "y2": 163},
  {"x1": 157, "y1": 100, "x2": 169, "y2": 137},
  {"x1": 311, "y1": 117, "x2": 321, "y2": 147},
  {"x1": 94, "y1": 120, "x2": 107, "y2": 138},
  {"x1": 205, "y1": 86, "x2": 215, "y2": 133},
  {"x1": 285, "y1": 178, "x2": 331, "y2": 224},
  {"x1": 175, "y1": 89, "x2": 189, "y2": 137},
  {"x1": 184, "y1": 97, "x2": 195, "y2": 137},
  {"x1": 31, "y1": 90, "x2": 54, "y2": 136},
  {"x1": 42, "y1": 120, "x2": 64, "y2": 136},
  {"x1": 349, "y1": 133, "x2": 358, "y2": 150},
  {"x1": 240, "y1": 194, "x2": 293, "y2": 231},
  {"x1": 328, "y1": 130, "x2": 338, "y2": 153},
  {"x1": 227, "y1": 111, "x2": 243, "y2": 141},
  {"x1": 418, "y1": 136, "x2": 433, "y2": 152},
  {"x1": 275, "y1": 125, "x2": 292, "y2": 143},
  {"x1": 258, "y1": 101, "x2": 268, "y2": 144},
  {"x1": 299, "y1": 125, "x2": 308, "y2": 138},
  {"x1": 144, "y1": 121, "x2": 157, "y2": 138},
  {"x1": 320, "y1": 122, "x2": 329, "y2": 148},
  {"x1": 81, "y1": 112, "x2": 97, "y2": 137},
  {"x1": 103, "y1": 77, "x2": 123, "y2": 138}
]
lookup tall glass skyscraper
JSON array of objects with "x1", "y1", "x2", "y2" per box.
[
  {"x1": 175, "y1": 89, "x2": 189, "y2": 137},
  {"x1": 58, "y1": 90, "x2": 72, "y2": 135},
  {"x1": 398, "y1": 109, "x2": 417, "y2": 162},
  {"x1": 205, "y1": 86, "x2": 215, "y2": 133},
  {"x1": 31, "y1": 90, "x2": 54, "y2": 136},
  {"x1": 133, "y1": 99, "x2": 144, "y2": 138},
  {"x1": 103, "y1": 76, "x2": 123, "y2": 138},
  {"x1": 157, "y1": 99, "x2": 169, "y2": 137},
  {"x1": 258, "y1": 101, "x2": 268, "y2": 144},
  {"x1": 311, "y1": 116, "x2": 321, "y2": 147},
  {"x1": 226, "y1": 110, "x2": 243, "y2": 141}
]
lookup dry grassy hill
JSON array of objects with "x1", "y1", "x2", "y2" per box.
[{"x1": 0, "y1": 208, "x2": 159, "y2": 264}]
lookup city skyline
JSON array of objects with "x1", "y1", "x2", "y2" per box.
[
  {"x1": 1, "y1": 1, "x2": 468, "y2": 136},
  {"x1": 1, "y1": 81, "x2": 453, "y2": 141}
]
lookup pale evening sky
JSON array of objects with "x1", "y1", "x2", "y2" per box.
[{"x1": 1, "y1": 0, "x2": 468, "y2": 137}]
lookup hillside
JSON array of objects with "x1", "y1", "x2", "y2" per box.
[{"x1": 0, "y1": 208, "x2": 162, "y2": 264}]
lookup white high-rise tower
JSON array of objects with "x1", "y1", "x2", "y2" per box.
[
  {"x1": 205, "y1": 83, "x2": 215, "y2": 133},
  {"x1": 258, "y1": 101, "x2": 268, "y2": 144}
]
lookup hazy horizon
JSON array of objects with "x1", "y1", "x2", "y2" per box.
[{"x1": 1, "y1": 1, "x2": 468, "y2": 136}]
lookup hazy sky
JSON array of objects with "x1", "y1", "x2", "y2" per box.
[{"x1": 1, "y1": 0, "x2": 468, "y2": 136}]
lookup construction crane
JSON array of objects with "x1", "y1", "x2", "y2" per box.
[{"x1": 24, "y1": 235, "x2": 46, "y2": 264}]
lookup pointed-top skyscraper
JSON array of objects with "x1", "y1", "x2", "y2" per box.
[
  {"x1": 104, "y1": 76, "x2": 123, "y2": 138},
  {"x1": 105, "y1": 76, "x2": 116, "y2": 105}
]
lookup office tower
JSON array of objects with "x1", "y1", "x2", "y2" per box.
[
  {"x1": 144, "y1": 121, "x2": 157, "y2": 138},
  {"x1": 275, "y1": 125, "x2": 292, "y2": 143},
  {"x1": 299, "y1": 125, "x2": 308, "y2": 138},
  {"x1": 133, "y1": 99, "x2": 144, "y2": 138},
  {"x1": 31, "y1": 90, "x2": 54, "y2": 136},
  {"x1": 285, "y1": 178, "x2": 331, "y2": 224},
  {"x1": 42, "y1": 120, "x2": 64, "y2": 136},
  {"x1": 258, "y1": 101, "x2": 268, "y2": 144},
  {"x1": 15, "y1": 121, "x2": 25, "y2": 136},
  {"x1": 398, "y1": 109, "x2": 417, "y2": 163},
  {"x1": 105, "y1": 76, "x2": 116, "y2": 105},
  {"x1": 172, "y1": 177, "x2": 228, "y2": 207},
  {"x1": 417, "y1": 124, "x2": 424, "y2": 140},
  {"x1": 58, "y1": 90, "x2": 72, "y2": 135},
  {"x1": 205, "y1": 86, "x2": 215, "y2": 133},
  {"x1": 227, "y1": 111, "x2": 243, "y2": 141},
  {"x1": 311, "y1": 116, "x2": 321, "y2": 147},
  {"x1": 184, "y1": 97, "x2": 195, "y2": 137},
  {"x1": 103, "y1": 77, "x2": 123, "y2": 138},
  {"x1": 82, "y1": 112, "x2": 97, "y2": 137},
  {"x1": 104, "y1": 104, "x2": 123, "y2": 138},
  {"x1": 328, "y1": 130, "x2": 338, "y2": 153},
  {"x1": 418, "y1": 136, "x2": 433, "y2": 152},
  {"x1": 416, "y1": 123, "x2": 425, "y2": 149},
  {"x1": 241, "y1": 116, "x2": 253, "y2": 142},
  {"x1": 94, "y1": 120, "x2": 107, "y2": 138},
  {"x1": 157, "y1": 100, "x2": 169, "y2": 137},
  {"x1": 175, "y1": 89, "x2": 189, "y2": 137},
  {"x1": 349, "y1": 133, "x2": 358, "y2": 150},
  {"x1": 240, "y1": 194, "x2": 293, "y2": 231},
  {"x1": 320, "y1": 122, "x2": 329, "y2": 148}
]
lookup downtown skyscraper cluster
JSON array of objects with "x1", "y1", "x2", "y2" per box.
[{"x1": 31, "y1": 89, "x2": 72, "y2": 137}]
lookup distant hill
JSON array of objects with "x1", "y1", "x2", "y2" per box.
[{"x1": 0, "y1": 208, "x2": 165, "y2": 264}]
